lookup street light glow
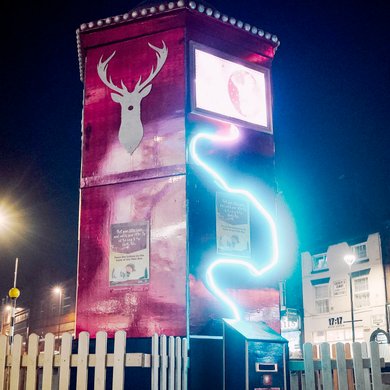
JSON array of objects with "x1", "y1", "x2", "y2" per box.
[
  {"x1": 344, "y1": 253, "x2": 356, "y2": 267},
  {"x1": 0, "y1": 199, "x2": 28, "y2": 248},
  {"x1": 53, "y1": 286, "x2": 62, "y2": 295},
  {"x1": 52, "y1": 286, "x2": 63, "y2": 352},
  {"x1": 344, "y1": 251, "x2": 357, "y2": 342},
  {"x1": 0, "y1": 206, "x2": 11, "y2": 230}
]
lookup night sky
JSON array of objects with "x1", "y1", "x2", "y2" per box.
[{"x1": 0, "y1": 1, "x2": 389, "y2": 303}]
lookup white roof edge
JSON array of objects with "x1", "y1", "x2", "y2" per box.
[{"x1": 76, "y1": 0, "x2": 280, "y2": 82}]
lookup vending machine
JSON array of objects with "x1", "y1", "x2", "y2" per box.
[{"x1": 224, "y1": 319, "x2": 288, "y2": 389}]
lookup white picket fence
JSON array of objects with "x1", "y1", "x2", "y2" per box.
[
  {"x1": 289, "y1": 341, "x2": 386, "y2": 389},
  {"x1": 0, "y1": 331, "x2": 188, "y2": 390},
  {"x1": 2, "y1": 333, "x2": 388, "y2": 389}
]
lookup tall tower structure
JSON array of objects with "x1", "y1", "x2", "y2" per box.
[{"x1": 76, "y1": 1, "x2": 281, "y2": 342}]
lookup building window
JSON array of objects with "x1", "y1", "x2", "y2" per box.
[
  {"x1": 327, "y1": 329, "x2": 346, "y2": 342},
  {"x1": 353, "y1": 277, "x2": 370, "y2": 308},
  {"x1": 312, "y1": 253, "x2": 328, "y2": 272},
  {"x1": 353, "y1": 243, "x2": 367, "y2": 260},
  {"x1": 63, "y1": 295, "x2": 72, "y2": 314},
  {"x1": 39, "y1": 301, "x2": 45, "y2": 315},
  {"x1": 312, "y1": 330, "x2": 326, "y2": 344},
  {"x1": 315, "y1": 284, "x2": 329, "y2": 313}
]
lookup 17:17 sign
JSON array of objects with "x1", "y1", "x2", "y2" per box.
[{"x1": 329, "y1": 316, "x2": 343, "y2": 326}]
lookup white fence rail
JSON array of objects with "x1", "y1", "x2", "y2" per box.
[
  {"x1": 0, "y1": 331, "x2": 188, "y2": 390},
  {"x1": 289, "y1": 341, "x2": 385, "y2": 389}
]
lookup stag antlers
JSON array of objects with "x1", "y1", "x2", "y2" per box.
[
  {"x1": 96, "y1": 41, "x2": 169, "y2": 154},
  {"x1": 97, "y1": 41, "x2": 168, "y2": 96}
]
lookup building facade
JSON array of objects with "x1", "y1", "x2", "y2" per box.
[
  {"x1": 28, "y1": 278, "x2": 76, "y2": 341},
  {"x1": 302, "y1": 233, "x2": 387, "y2": 345},
  {"x1": 1, "y1": 278, "x2": 76, "y2": 351}
]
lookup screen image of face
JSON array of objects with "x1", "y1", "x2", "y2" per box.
[{"x1": 194, "y1": 49, "x2": 269, "y2": 129}]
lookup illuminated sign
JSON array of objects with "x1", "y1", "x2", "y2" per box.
[
  {"x1": 192, "y1": 44, "x2": 272, "y2": 133},
  {"x1": 281, "y1": 310, "x2": 300, "y2": 331},
  {"x1": 189, "y1": 125, "x2": 279, "y2": 320}
]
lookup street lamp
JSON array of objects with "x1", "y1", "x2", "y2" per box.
[
  {"x1": 0, "y1": 202, "x2": 16, "y2": 238},
  {"x1": 344, "y1": 253, "x2": 356, "y2": 342},
  {"x1": 0, "y1": 203, "x2": 24, "y2": 345},
  {"x1": 0, "y1": 209, "x2": 9, "y2": 230},
  {"x1": 8, "y1": 258, "x2": 21, "y2": 346},
  {"x1": 53, "y1": 286, "x2": 62, "y2": 351}
]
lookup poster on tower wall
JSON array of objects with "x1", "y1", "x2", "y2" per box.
[
  {"x1": 109, "y1": 221, "x2": 150, "y2": 286},
  {"x1": 187, "y1": 128, "x2": 281, "y2": 336},
  {"x1": 216, "y1": 192, "x2": 251, "y2": 258}
]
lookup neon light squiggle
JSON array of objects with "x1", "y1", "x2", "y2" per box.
[{"x1": 190, "y1": 125, "x2": 279, "y2": 320}]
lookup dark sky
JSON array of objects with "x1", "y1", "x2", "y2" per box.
[{"x1": 0, "y1": 1, "x2": 389, "y2": 301}]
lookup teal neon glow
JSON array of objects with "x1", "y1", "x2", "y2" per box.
[{"x1": 189, "y1": 125, "x2": 279, "y2": 320}]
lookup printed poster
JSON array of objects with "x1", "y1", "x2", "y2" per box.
[
  {"x1": 110, "y1": 221, "x2": 150, "y2": 286},
  {"x1": 333, "y1": 279, "x2": 347, "y2": 296},
  {"x1": 216, "y1": 192, "x2": 251, "y2": 258}
]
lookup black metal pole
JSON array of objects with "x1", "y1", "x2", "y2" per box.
[
  {"x1": 57, "y1": 290, "x2": 62, "y2": 352},
  {"x1": 349, "y1": 272, "x2": 355, "y2": 342}
]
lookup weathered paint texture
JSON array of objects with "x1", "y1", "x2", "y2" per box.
[
  {"x1": 77, "y1": 7, "x2": 280, "y2": 338},
  {"x1": 77, "y1": 176, "x2": 187, "y2": 337},
  {"x1": 77, "y1": 25, "x2": 186, "y2": 337}
]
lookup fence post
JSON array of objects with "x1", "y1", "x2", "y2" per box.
[
  {"x1": 303, "y1": 343, "x2": 315, "y2": 389},
  {"x1": 9, "y1": 334, "x2": 23, "y2": 390},
  {"x1": 320, "y1": 342, "x2": 332, "y2": 390},
  {"x1": 360, "y1": 342, "x2": 371, "y2": 389},
  {"x1": 42, "y1": 332, "x2": 55, "y2": 390},
  {"x1": 113, "y1": 330, "x2": 126, "y2": 390},
  {"x1": 25, "y1": 334, "x2": 39, "y2": 390},
  {"x1": 160, "y1": 335, "x2": 168, "y2": 390},
  {"x1": 331, "y1": 344, "x2": 338, "y2": 390},
  {"x1": 181, "y1": 338, "x2": 188, "y2": 390},
  {"x1": 151, "y1": 334, "x2": 159, "y2": 390},
  {"x1": 335, "y1": 342, "x2": 348, "y2": 390},
  {"x1": 369, "y1": 341, "x2": 383, "y2": 390},
  {"x1": 175, "y1": 337, "x2": 182, "y2": 390},
  {"x1": 168, "y1": 336, "x2": 175, "y2": 390},
  {"x1": 351, "y1": 342, "x2": 365, "y2": 390},
  {"x1": 59, "y1": 332, "x2": 73, "y2": 390},
  {"x1": 94, "y1": 331, "x2": 107, "y2": 390},
  {"x1": 76, "y1": 331, "x2": 90, "y2": 390}
]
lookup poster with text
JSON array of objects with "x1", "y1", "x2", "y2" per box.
[
  {"x1": 333, "y1": 279, "x2": 347, "y2": 296},
  {"x1": 216, "y1": 192, "x2": 251, "y2": 258},
  {"x1": 110, "y1": 221, "x2": 150, "y2": 286}
]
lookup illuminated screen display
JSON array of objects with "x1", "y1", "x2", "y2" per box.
[{"x1": 193, "y1": 46, "x2": 271, "y2": 132}]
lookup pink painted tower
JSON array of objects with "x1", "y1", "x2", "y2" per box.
[{"x1": 76, "y1": 1, "x2": 280, "y2": 340}]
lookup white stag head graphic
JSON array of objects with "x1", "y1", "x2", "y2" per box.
[{"x1": 97, "y1": 41, "x2": 168, "y2": 154}]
